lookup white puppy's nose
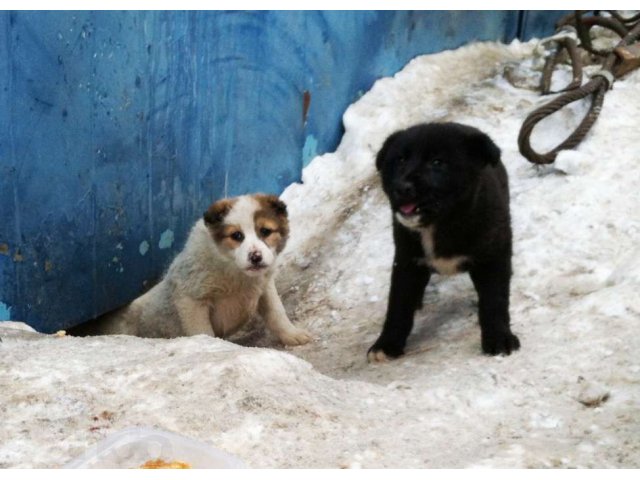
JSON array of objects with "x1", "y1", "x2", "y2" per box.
[{"x1": 249, "y1": 250, "x2": 263, "y2": 266}]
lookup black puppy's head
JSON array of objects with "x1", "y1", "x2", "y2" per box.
[{"x1": 376, "y1": 122, "x2": 500, "y2": 227}]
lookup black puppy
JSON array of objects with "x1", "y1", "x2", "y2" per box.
[{"x1": 369, "y1": 122, "x2": 520, "y2": 361}]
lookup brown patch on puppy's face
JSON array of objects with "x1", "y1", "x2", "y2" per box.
[
  {"x1": 214, "y1": 224, "x2": 246, "y2": 251},
  {"x1": 203, "y1": 194, "x2": 289, "y2": 275},
  {"x1": 203, "y1": 198, "x2": 238, "y2": 245},
  {"x1": 254, "y1": 194, "x2": 289, "y2": 253}
]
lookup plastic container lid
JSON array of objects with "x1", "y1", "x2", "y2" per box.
[{"x1": 64, "y1": 427, "x2": 246, "y2": 469}]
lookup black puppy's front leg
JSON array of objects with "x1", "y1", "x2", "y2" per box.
[
  {"x1": 469, "y1": 259, "x2": 520, "y2": 355},
  {"x1": 368, "y1": 226, "x2": 430, "y2": 361}
]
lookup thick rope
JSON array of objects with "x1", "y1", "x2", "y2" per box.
[
  {"x1": 518, "y1": 13, "x2": 640, "y2": 165},
  {"x1": 540, "y1": 36, "x2": 583, "y2": 94}
]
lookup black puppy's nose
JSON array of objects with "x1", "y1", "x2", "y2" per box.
[
  {"x1": 249, "y1": 251, "x2": 263, "y2": 265},
  {"x1": 393, "y1": 181, "x2": 415, "y2": 199}
]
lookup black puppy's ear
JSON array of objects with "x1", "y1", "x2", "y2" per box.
[
  {"x1": 468, "y1": 130, "x2": 501, "y2": 166},
  {"x1": 376, "y1": 131, "x2": 401, "y2": 171}
]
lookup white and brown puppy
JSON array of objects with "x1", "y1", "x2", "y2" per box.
[{"x1": 70, "y1": 194, "x2": 311, "y2": 345}]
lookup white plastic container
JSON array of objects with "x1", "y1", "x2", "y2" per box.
[{"x1": 64, "y1": 427, "x2": 246, "y2": 469}]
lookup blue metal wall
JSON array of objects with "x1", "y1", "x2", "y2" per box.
[{"x1": 0, "y1": 11, "x2": 562, "y2": 332}]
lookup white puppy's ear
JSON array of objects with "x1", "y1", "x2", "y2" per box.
[
  {"x1": 269, "y1": 197, "x2": 288, "y2": 217},
  {"x1": 203, "y1": 199, "x2": 233, "y2": 226},
  {"x1": 257, "y1": 194, "x2": 287, "y2": 218}
]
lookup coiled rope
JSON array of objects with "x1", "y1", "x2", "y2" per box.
[{"x1": 518, "y1": 11, "x2": 640, "y2": 165}]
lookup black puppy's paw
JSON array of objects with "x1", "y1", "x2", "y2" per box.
[
  {"x1": 367, "y1": 339, "x2": 405, "y2": 363},
  {"x1": 481, "y1": 330, "x2": 520, "y2": 356}
]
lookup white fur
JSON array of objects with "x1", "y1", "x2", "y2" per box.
[
  {"x1": 419, "y1": 226, "x2": 468, "y2": 275},
  {"x1": 395, "y1": 212, "x2": 422, "y2": 229},
  {"x1": 396, "y1": 219, "x2": 469, "y2": 276},
  {"x1": 223, "y1": 196, "x2": 276, "y2": 273},
  {"x1": 80, "y1": 195, "x2": 312, "y2": 346}
]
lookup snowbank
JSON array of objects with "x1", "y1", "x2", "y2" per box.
[{"x1": 1, "y1": 39, "x2": 639, "y2": 468}]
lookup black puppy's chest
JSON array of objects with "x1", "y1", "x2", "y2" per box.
[{"x1": 414, "y1": 225, "x2": 471, "y2": 275}]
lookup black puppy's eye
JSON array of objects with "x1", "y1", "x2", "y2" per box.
[
  {"x1": 260, "y1": 227, "x2": 273, "y2": 237},
  {"x1": 230, "y1": 231, "x2": 244, "y2": 242},
  {"x1": 432, "y1": 157, "x2": 445, "y2": 166}
]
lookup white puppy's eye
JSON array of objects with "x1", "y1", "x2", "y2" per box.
[
  {"x1": 230, "y1": 231, "x2": 244, "y2": 242},
  {"x1": 260, "y1": 227, "x2": 273, "y2": 237}
]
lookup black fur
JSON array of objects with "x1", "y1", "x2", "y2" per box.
[{"x1": 370, "y1": 122, "x2": 520, "y2": 359}]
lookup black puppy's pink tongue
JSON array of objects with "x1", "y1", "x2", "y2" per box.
[{"x1": 399, "y1": 203, "x2": 417, "y2": 215}]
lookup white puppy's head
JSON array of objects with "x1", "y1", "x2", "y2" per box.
[{"x1": 203, "y1": 194, "x2": 289, "y2": 276}]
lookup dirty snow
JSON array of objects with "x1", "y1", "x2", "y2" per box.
[{"x1": 1, "y1": 39, "x2": 639, "y2": 468}]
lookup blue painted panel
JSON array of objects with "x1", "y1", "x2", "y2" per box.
[
  {"x1": 519, "y1": 10, "x2": 571, "y2": 40},
  {"x1": 0, "y1": 11, "x2": 564, "y2": 332}
]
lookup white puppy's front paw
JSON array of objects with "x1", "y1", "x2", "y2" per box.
[{"x1": 278, "y1": 327, "x2": 312, "y2": 346}]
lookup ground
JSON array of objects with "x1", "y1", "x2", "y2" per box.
[{"x1": 1, "y1": 39, "x2": 639, "y2": 468}]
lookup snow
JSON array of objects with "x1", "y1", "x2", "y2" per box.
[{"x1": 1, "y1": 39, "x2": 640, "y2": 468}]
